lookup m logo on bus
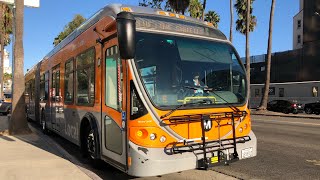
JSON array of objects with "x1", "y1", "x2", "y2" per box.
[{"x1": 203, "y1": 119, "x2": 212, "y2": 131}]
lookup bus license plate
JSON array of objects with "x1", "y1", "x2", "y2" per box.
[{"x1": 241, "y1": 147, "x2": 253, "y2": 159}]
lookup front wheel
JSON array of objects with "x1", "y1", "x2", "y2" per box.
[{"x1": 85, "y1": 126, "x2": 103, "y2": 168}]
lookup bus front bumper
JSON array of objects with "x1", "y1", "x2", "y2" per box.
[{"x1": 127, "y1": 130, "x2": 257, "y2": 177}]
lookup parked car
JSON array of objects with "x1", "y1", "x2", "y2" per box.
[
  {"x1": 304, "y1": 101, "x2": 320, "y2": 115},
  {"x1": 0, "y1": 93, "x2": 12, "y2": 115},
  {"x1": 267, "y1": 100, "x2": 302, "y2": 114}
]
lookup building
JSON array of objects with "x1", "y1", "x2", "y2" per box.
[
  {"x1": 293, "y1": 0, "x2": 304, "y2": 49},
  {"x1": 3, "y1": 49, "x2": 11, "y2": 74},
  {"x1": 248, "y1": 0, "x2": 320, "y2": 107}
]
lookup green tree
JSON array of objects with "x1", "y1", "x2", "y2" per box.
[
  {"x1": 53, "y1": 14, "x2": 86, "y2": 46},
  {"x1": 0, "y1": 3, "x2": 13, "y2": 100},
  {"x1": 139, "y1": 0, "x2": 165, "y2": 9},
  {"x1": 189, "y1": 0, "x2": 203, "y2": 19},
  {"x1": 258, "y1": 0, "x2": 276, "y2": 110},
  {"x1": 167, "y1": 0, "x2": 190, "y2": 15},
  {"x1": 204, "y1": 10, "x2": 220, "y2": 28},
  {"x1": 235, "y1": 0, "x2": 257, "y2": 98},
  {"x1": 9, "y1": 0, "x2": 32, "y2": 135}
]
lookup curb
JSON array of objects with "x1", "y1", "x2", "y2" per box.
[{"x1": 250, "y1": 113, "x2": 320, "y2": 120}]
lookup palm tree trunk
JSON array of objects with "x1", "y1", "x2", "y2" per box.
[
  {"x1": 9, "y1": 0, "x2": 31, "y2": 135},
  {"x1": 229, "y1": 0, "x2": 233, "y2": 43},
  {"x1": 202, "y1": 0, "x2": 206, "y2": 20},
  {"x1": 246, "y1": 0, "x2": 251, "y2": 99},
  {"x1": 259, "y1": 0, "x2": 276, "y2": 110},
  {"x1": 0, "y1": 6, "x2": 3, "y2": 100}
]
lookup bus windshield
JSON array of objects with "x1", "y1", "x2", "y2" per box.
[{"x1": 134, "y1": 32, "x2": 247, "y2": 108}]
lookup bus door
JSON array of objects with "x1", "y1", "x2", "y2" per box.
[
  {"x1": 51, "y1": 65, "x2": 62, "y2": 132},
  {"x1": 101, "y1": 38, "x2": 127, "y2": 170}
]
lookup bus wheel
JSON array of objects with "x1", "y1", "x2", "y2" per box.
[{"x1": 86, "y1": 126, "x2": 102, "y2": 168}]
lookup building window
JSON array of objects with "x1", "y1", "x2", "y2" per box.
[
  {"x1": 297, "y1": 35, "x2": 301, "y2": 44},
  {"x1": 64, "y1": 59, "x2": 74, "y2": 104},
  {"x1": 297, "y1": 20, "x2": 301, "y2": 29},
  {"x1": 76, "y1": 48, "x2": 95, "y2": 105},
  {"x1": 255, "y1": 89, "x2": 260, "y2": 97},
  {"x1": 312, "y1": 87, "x2": 318, "y2": 97},
  {"x1": 279, "y1": 88, "x2": 284, "y2": 97}
]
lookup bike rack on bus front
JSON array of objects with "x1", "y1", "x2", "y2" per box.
[{"x1": 162, "y1": 111, "x2": 251, "y2": 169}]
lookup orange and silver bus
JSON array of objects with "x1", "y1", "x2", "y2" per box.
[{"x1": 25, "y1": 4, "x2": 257, "y2": 177}]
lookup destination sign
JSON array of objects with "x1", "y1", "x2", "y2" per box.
[{"x1": 135, "y1": 15, "x2": 227, "y2": 40}]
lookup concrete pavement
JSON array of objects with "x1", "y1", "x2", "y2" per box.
[{"x1": 0, "y1": 115, "x2": 92, "y2": 180}]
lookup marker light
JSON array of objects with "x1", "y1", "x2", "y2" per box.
[
  {"x1": 150, "y1": 133, "x2": 157, "y2": 140},
  {"x1": 136, "y1": 130, "x2": 143, "y2": 137},
  {"x1": 121, "y1": 7, "x2": 133, "y2": 12},
  {"x1": 244, "y1": 124, "x2": 248, "y2": 129},
  {"x1": 160, "y1": 136, "x2": 167, "y2": 143}
]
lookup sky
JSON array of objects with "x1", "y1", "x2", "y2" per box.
[{"x1": 6, "y1": 0, "x2": 299, "y2": 72}]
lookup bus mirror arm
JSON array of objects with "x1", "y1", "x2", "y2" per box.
[{"x1": 116, "y1": 11, "x2": 136, "y2": 60}]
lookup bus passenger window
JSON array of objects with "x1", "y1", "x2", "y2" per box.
[
  {"x1": 64, "y1": 59, "x2": 74, "y2": 104},
  {"x1": 76, "y1": 48, "x2": 95, "y2": 106}
]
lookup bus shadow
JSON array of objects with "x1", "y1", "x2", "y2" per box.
[{"x1": 15, "y1": 121, "x2": 134, "y2": 180}]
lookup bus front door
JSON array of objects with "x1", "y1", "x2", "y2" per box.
[{"x1": 101, "y1": 38, "x2": 127, "y2": 171}]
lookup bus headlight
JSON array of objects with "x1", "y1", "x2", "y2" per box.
[
  {"x1": 239, "y1": 127, "x2": 243, "y2": 133},
  {"x1": 160, "y1": 136, "x2": 166, "y2": 143},
  {"x1": 150, "y1": 133, "x2": 156, "y2": 140}
]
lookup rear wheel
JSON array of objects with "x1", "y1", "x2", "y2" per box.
[
  {"x1": 282, "y1": 109, "x2": 289, "y2": 114},
  {"x1": 305, "y1": 108, "x2": 312, "y2": 114}
]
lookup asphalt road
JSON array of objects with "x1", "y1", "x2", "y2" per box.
[
  {"x1": 21, "y1": 114, "x2": 320, "y2": 180},
  {"x1": 214, "y1": 115, "x2": 320, "y2": 180}
]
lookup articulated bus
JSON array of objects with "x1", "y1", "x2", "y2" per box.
[{"x1": 25, "y1": 4, "x2": 257, "y2": 177}]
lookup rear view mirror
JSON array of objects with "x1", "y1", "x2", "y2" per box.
[{"x1": 116, "y1": 11, "x2": 136, "y2": 59}]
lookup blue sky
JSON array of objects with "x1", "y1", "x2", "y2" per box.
[{"x1": 7, "y1": 0, "x2": 299, "y2": 72}]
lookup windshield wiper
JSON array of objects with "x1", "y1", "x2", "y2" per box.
[
  {"x1": 160, "y1": 100, "x2": 207, "y2": 119},
  {"x1": 205, "y1": 88, "x2": 241, "y2": 112}
]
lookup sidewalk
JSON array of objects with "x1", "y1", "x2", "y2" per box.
[
  {"x1": 0, "y1": 115, "x2": 92, "y2": 180},
  {"x1": 250, "y1": 109, "x2": 320, "y2": 119}
]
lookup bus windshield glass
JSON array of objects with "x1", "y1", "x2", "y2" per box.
[{"x1": 134, "y1": 32, "x2": 247, "y2": 108}]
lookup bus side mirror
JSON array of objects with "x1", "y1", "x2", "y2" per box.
[{"x1": 116, "y1": 11, "x2": 136, "y2": 59}]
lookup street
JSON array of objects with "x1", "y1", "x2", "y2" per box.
[
  {"x1": 214, "y1": 115, "x2": 320, "y2": 179},
  {"x1": 2, "y1": 114, "x2": 320, "y2": 179},
  {"x1": 36, "y1": 114, "x2": 320, "y2": 179}
]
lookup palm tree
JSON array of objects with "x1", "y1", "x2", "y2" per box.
[
  {"x1": 230, "y1": 0, "x2": 234, "y2": 43},
  {"x1": 9, "y1": 0, "x2": 31, "y2": 135},
  {"x1": 189, "y1": 0, "x2": 203, "y2": 19},
  {"x1": 235, "y1": 0, "x2": 257, "y2": 98},
  {"x1": 201, "y1": 0, "x2": 206, "y2": 20},
  {"x1": 258, "y1": 0, "x2": 276, "y2": 111},
  {"x1": 205, "y1": 11, "x2": 220, "y2": 28},
  {"x1": 167, "y1": 0, "x2": 190, "y2": 15}
]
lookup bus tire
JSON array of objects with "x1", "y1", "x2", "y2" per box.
[
  {"x1": 85, "y1": 123, "x2": 103, "y2": 168},
  {"x1": 305, "y1": 108, "x2": 312, "y2": 114}
]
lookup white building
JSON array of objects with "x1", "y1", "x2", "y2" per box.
[
  {"x1": 293, "y1": 0, "x2": 304, "y2": 49},
  {"x1": 3, "y1": 49, "x2": 11, "y2": 74}
]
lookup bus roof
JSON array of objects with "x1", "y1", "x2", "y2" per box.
[{"x1": 33, "y1": 4, "x2": 227, "y2": 70}]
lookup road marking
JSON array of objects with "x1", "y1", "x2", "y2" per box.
[
  {"x1": 306, "y1": 160, "x2": 320, "y2": 166},
  {"x1": 254, "y1": 119, "x2": 320, "y2": 126}
]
